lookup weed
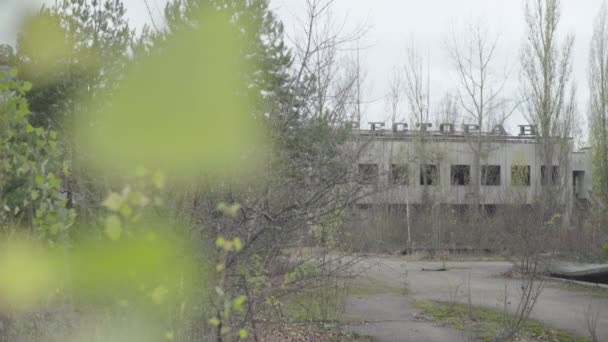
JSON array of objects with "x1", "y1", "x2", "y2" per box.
[{"x1": 412, "y1": 300, "x2": 590, "y2": 342}]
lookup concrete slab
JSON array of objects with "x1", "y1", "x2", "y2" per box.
[
  {"x1": 351, "y1": 259, "x2": 608, "y2": 340},
  {"x1": 550, "y1": 261, "x2": 608, "y2": 284},
  {"x1": 343, "y1": 294, "x2": 466, "y2": 342}
]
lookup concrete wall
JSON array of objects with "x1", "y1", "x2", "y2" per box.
[
  {"x1": 571, "y1": 148, "x2": 593, "y2": 199},
  {"x1": 352, "y1": 131, "x2": 589, "y2": 206}
]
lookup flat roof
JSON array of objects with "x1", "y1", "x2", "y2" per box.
[{"x1": 351, "y1": 130, "x2": 572, "y2": 144}]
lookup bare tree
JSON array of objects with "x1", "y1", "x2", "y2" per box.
[
  {"x1": 583, "y1": 299, "x2": 601, "y2": 342},
  {"x1": 403, "y1": 43, "x2": 431, "y2": 127},
  {"x1": 436, "y1": 92, "x2": 460, "y2": 127},
  {"x1": 589, "y1": 2, "x2": 608, "y2": 224},
  {"x1": 446, "y1": 20, "x2": 513, "y2": 208},
  {"x1": 401, "y1": 44, "x2": 451, "y2": 252},
  {"x1": 492, "y1": 1, "x2": 579, "y2": 338},
  {"x1": 521, "y1": 0, "x2": 576, "y2": 206},
  {"x1": 386, "y1": 67, "x2": 405, "y2": 124},
  {"x1": 287, "y1": 0, "x2": 367, "y2": 123},
  {"x1": 403, "y1": 43, "x2": 436, "y2": 193},
  {"x1": 155, "y1": 0, "x2": 373, "y2": 337},
  {"x1": 384, "y1": 69, "x2": 414, "y2": 248}
]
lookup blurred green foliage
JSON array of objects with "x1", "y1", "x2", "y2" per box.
[
  {"x1": 0, "y1": 1, "x2": 266, "y2": 340},
  {"x1": 79, "y1": 9, "x2": 266, "y2": 180},
  {"x1": 0, "y1": 69, "x2": 76, "y2": 236},
  {"x1": 14, "y1": 0, "x2": 134, "y2": 130},
  {"x1": 0, "y1": 0, "x2": 315, "y2": 340},
  {"x1": 0, "y1": 238, "x2": 57, "y2": 311}
]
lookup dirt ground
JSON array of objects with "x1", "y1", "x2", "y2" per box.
[{"x1": 343, "y1": 257, "x2": 608, "y2": 342}]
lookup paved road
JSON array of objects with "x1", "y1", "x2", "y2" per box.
[
  {"x1": 344, "y1": 293, "x2": 465, "y2": 342},
  {"x1": 344, "y1": 257, "x2": 608, "y2": 341}
]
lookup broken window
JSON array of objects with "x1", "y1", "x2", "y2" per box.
[
  {"x1": 511, "y1": 165, "x2": 530, "y2": 186},
  {"x1": 420, "y1": 164, "x2": 440, "y2": 185},
  {"x1": 390, "y1": 164, "x2": 409, "y2": 185},
  {"x1": 541, "y1": 165, "x2": 559, "y2": 186},
  {"x1": 358, "y1": 164, "x2": 379, "y2": 184},
  {"x1": 450, "y1": 165, "x2": 470, "y2": 186},
  {"x1": 481, "y1": 165, "x2": 501, "y2": 186}
]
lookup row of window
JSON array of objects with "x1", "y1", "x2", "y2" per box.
[{"x1": 358, "y1": 163, "x2": 560, "y2": 187}]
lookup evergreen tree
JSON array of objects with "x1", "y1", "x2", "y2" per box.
[
  {"x1": 14, "y1": 0, "x2": 134, "y2": 131},
  {"x1": 162, "y1": 0, "x2": 293, "y2": 118}
]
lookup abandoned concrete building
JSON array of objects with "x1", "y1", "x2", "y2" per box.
[{"x1": 351, "y1": 122, "x2": 593, "y2": 210}]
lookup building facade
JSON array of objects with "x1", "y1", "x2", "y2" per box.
[{"x1": 351, "y1": 122, "x2": 592, "y2": 208}]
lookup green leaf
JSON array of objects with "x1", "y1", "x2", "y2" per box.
[
  {"x1": 233, "y1": 238, "x2": 243, "y2": 252},
  {"x1": 152, "y1": 170, "x2": 165, "y2": 190},
  {"x1": 48, "y1": 173, "x2": 60, "y2": 189},
  {"x1": 104, "y1": 215, "x2": 122, "y2": 240},
  {"x1": 46, "y1": 211, "x2": 57, "y2": 222},
  {"x1": 239, "y1": 329, "x2": 248, "y2": 339},
  {"x1": 232, "y1": 295, "x2": 247, "y2": 312},
  {"x1": 77, "y1": 11, "x2": 266, "y2": 181},
  {"x1": 135, "y1": 166, "x2": 148, "y2": 177},
  {"x1": 150, "y1": 285, "x2": 168, "y2": 305},
  {"x1": 209, "y1": 317, "x2": 220, "y2": 326},
  {"x1": 102, "y1": 193, "x2": 123, "y2": 211},
  {"x1": 35, "y1": 175, "x2": 45, "y2": 186},
  {"x1": 119, "y1": 205, "x2": 133, "y2": 218},
  {"x1": 49, "y1": 223, "x2": 60, "y2": 235},
  {"x1": 127, "y1": 192, "x2": 149, "y2": 207},
  {"x1": 25, "y1": 124, "x2": 34, "y2": 133}
]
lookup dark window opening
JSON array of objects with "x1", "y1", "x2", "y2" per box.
[
  {"x1": 391, "y1": 164, "x2": 409, "y2": 185},
  {"x1": 358, "y1": 164, "x2": 379, "y2": 184},
  {"x1": 573, "y1": 171, "x2": 585, "y2": 199},
  {"x1": 420, "y1": 164, "x2": 440, "y2": 185},
  {"x1": 451, "y1": 165, "x2": 470, "y2": 186},
  {"x1": 541, "y1": 165, "x2": 559, "y2": 185},
  {"x1": 481, "y1": 165, "x2": 501, "y2": 186},
  {"x1": 483, "y1": 204, "x2": 497, "y2": 216},
  {"x1": 511, "y1": 165, "x2": 531, "y2": 186}
]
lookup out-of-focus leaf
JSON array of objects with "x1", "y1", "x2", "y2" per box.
[
  {"x1": 232, "y1": 295, "x2": 247, "y2": 312},
  {"x1": 67, "y1": 224, "x2": 206, "y2": 309},
  {"x1": 102, "y1": 193, "x2": 123, "y2": 211},
  {"x1": 233, "y1": 237, "x2": 243, "y2": 251},
  {"x1": 0, "y1": 239, "x2": 57, "y2": 311},
  {"x1": 18, "y1": 14, "x2": 70, "y2": 80},
  {"x1": 149, "y1": 285, "x2": 168, "y2": 305},
  {"x1": 79, "y1": 11, "x2": 266, "y2": 180},
  {"x1": 152, "y1": 170, "x2": 165, "y2": 190},
  {"x1": 239, "y1": 329, "x2": 248, "y2": 339},
  {"x1": 105, "y1": 215, "x2": 122, "y2": 240}
]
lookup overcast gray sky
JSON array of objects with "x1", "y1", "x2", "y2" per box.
[
  {"x1": 1, "y1": 0, "x2": 604, "y2": 141},
  {"x1": 272, "y1": 0, "x2": 603, "y2": 140}
]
